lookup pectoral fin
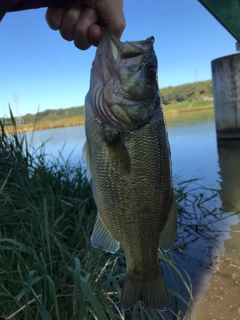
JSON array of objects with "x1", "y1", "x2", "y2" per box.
[
  {"x1": 91, "y1": 213, "x2": 120, "y2": 254},
  {"x1": 104, "y1": 130, "x2": 131, "y2": 174},
  {"x1": 159, "y1": 191, "x2": 178, "y2": 252},
  {"x1": 82, "y1": 140, "x2": 92, "y2": 180}
]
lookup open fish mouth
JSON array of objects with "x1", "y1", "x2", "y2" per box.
[
  {"x1": 88, "y1": 27, "x2": 158, "y2": 132},
  {"x1": 109, "y1": 31, "x2": 155, "y2": 60}
]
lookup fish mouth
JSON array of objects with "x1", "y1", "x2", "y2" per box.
[
  {"x1": 109, "y1": 32, "x2": 155, "y2": 60},
  {"x1": 90, "y1": 27, "x2": 156, "y2": 131}
]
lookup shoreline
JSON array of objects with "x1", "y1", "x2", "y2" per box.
[
  {"x1": 5, "y1": 117, "x2": 85, "y2": 135},
  {"x1": 163, "y1": 106, "x2": 214, "y2": 114},
  {"x1": 193, "y1": 215, "x2": 240, "y2": 320},
  {"x1": 5, "y1": 106, "x2": 214, "y2": 135}
]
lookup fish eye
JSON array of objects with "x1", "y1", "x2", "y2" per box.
[{"x1": 145, "y1": 63, "x2": 156, "y2": 78}]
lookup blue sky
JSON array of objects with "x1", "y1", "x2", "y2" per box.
[{"x1": 0, "y1": 0, "x2": 237, "y2": 118}]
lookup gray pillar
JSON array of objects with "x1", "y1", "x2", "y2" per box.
[{"x1": 212, "y1": 54, "x2": 240, "y2": 140}]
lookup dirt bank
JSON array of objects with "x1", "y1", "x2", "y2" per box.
[{"x1": 193, "y1": 219, "x2": 240, "y2": 320}]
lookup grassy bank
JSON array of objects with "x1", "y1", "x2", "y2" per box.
[
  {"x1": 165, "y1": 108, "x2": 214, "y2": 128},
  {"x1": 4, "y1": 116, "x2": 85, "y2": 135},
  {"x1": 163, "y1": 100, "x2": 213, "y2": 114}
]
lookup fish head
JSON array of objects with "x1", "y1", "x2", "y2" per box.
[{"x1": 88, "y1": 28, "x2": 160, "y2": 131}]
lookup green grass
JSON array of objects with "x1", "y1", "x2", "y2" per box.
[
  {"x1": 164, "y1": 109, "x2": 214, "y2": 128},
  {"x1": 1, "y1": 111, "x2": 227, "y2": 319},
  {"x1": 163, "y1": 100, "x2": 213, "y2": 113},
  {"x1": 4, "y1": 116, "x2": 85, "y2": 134}
]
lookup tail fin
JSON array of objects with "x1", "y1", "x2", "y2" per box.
[{"x1": 121, "y1": 269, "x2": 169, "y2": 310}]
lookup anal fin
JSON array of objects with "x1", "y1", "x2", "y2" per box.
[{"x1": 91, "y1": 213, "x2": 120, "y2": 254}]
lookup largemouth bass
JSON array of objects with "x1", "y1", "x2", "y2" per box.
[{"x1": 83, "y1": 27, "x2": 177, "y2": 310}]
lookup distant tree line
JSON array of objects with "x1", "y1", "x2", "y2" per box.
[
  {"x1": 1, "y1": 106, "x2": 84, "y2": 125},
  {"x1": 160, "y1": 80, "x2": 213, "y2": 105},
  {"x1": 1, "y1": 80, "x2": 213, "y2": 125},
  {"x1": 23, "y1": 106, "x2": 85, "y2": 124}
]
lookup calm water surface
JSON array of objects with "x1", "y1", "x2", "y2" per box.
[
  {"x1": 25, "y1": 110, "x2": 240, "y2": 319},
  {"x1": 25, "y1": 125, "x2": 86, "y2": 166},
  {"x1": 25, "y1": 110, "x2": 218, "y2": 184}
]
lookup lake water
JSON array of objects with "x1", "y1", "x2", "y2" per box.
[
  {"x1": 24, "y1": 110, "x2": 240, "y2": 319},
  {"x1": 24, "y1": 110, "x2": 218, "y2": 185}
]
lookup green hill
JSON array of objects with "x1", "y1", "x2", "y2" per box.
[
  {"x1": 160, "y1": 80, "x2": 213, "y2": 105},
  {"x1": 22, "y1": 106, "x2": 85, "y2": 124}
]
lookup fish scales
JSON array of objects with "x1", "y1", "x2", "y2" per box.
[{"x1": 83, "y1": 27, "x2": 177, "y2": 310}]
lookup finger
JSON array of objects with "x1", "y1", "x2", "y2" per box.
[
  {"x1": 100, "y1": 1, "x2": 126, "y2": 39},
  {"x1": 60, "y1": 3, "x2": 83, "y2": 41},
  {"x1": 88, "y1": 24, "x2": 102, "y2": 47},
  {"x1": 74, "y1": 7, "x2": 98, "y2": 50},
  {"x1": 45, "y1": 7, "x2": 65, "y2": 30},
  {"x1": 83, "y1": 0, "x2": 126, "y2": 39}
]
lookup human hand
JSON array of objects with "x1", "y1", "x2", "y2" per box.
[{"x1": 45, "y1": 0, "x2": 126, "y2": 50}]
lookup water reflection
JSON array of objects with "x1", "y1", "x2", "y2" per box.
[
  {"x1": 25, "y1": 126, "x2": 86, "y2": 167},
  {"x1": 217, "y1": 140, "x2": 240, "y2": 213}
]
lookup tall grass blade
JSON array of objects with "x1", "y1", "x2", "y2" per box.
[
  {"x1": 68, "y1": 259, "x2": 109, "y2": 320},
  {"x1": 31, "y1": 289, "x2": 52, "y2": 320}
]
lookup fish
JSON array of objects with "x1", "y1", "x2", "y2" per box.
[{"x1": 82, "y1": 27, "x2": 178, "y2": 310}]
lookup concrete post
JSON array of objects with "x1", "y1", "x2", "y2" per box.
[{"x1": 212, "y1": 54, "x2": 240, "y2": 140}]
